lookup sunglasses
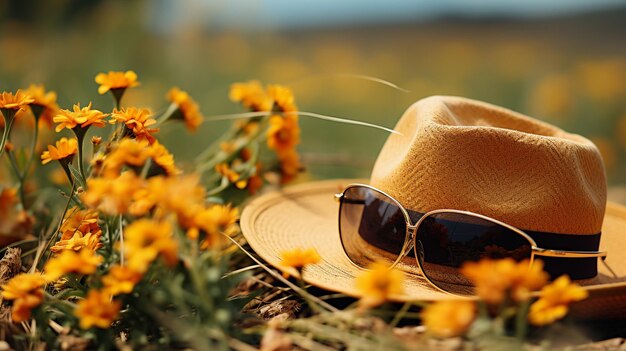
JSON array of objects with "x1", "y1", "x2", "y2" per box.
[{"x1": 336, "y1": 184, "x2": 609, "y2": 296}]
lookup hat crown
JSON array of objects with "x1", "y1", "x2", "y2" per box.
[{"x1": 370, "y1": 96, "x2": 607, "y2": 235}]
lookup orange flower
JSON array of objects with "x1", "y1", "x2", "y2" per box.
[
  {"x1": 0, "y1": 90, "x2": 34, "y2": 111},
  {"x1": 149, "y1": 140, "x2": 178, "y2": 176},
  {"x1": 110, "y1": 107, "x2": 159, "y2": 143},
  {"x1": 24, "y1": 84, "x2": 59, "y2": 128},
  {"x1": 166, "y1": 87, "x2": 203, "y2": 132},
  {"x1": 278, "y1": 149, "x2": 301, "y2": 184},
  {"x1": 229, "y1": 80, "x2": 272, "y2": 112},
  {"x1": 102, "y1": 265, "x2": 143, "y2": 296},
  {"x1": 50, "y1": 231, "x2": 103, "y2": 253},
  {"x1": 190, "y1": 204, "x2": 239, "y2": 249},
  {"x1": 102, "y1": 138, "x2": 151, "y2": 178},
  {"x1": 41, "y1": 137, "x2": 78, "y2": 165},
  {"x1": 59, "y1": 207, "x2": 100, "y2": 237},
  {"x1": 528, "y1": 275, "x2": 588, "y2": 326},
  {"x1": 53, "y1": 102, "x2": 108, "y2": 132},
  {"x1": 461, "y1": 258, "x2": 548, "y2": 304},
  {"x1": 267, "y1": 84, "x2": 297, "y2": 114},
  {"x1": 44, "y1": 249, "x2": 103, "y2": 281},
  {"x1": 75, "y1": 290, "x2": 121, "y2": 329},
  {"x1": 82, "y1": 171, "x2": 144, "y2": 215},
  {"x1": 102, "y1": 138, "x2": 178, "y2": 179},
  {"x1": 124, "y1": 219, "x2": 178, "y2": 273},
  {"x1": 52, "y1": 207, "x2": 103, "y2": 253},
  {"x1": 355, "y1": 261, "x2": 404, "y2": 308},
  {"x1": 141, "y1": 174, "x2": 206, "y2": 224},
  {"x1": 421, "y1": 300, "x2": 476, "y2": 338},
  {"x1": 267, "y1": 114, "x2": 300, "y2": 155},
  {"x1": 0, "y1": 273, "x2": 46, "y2": 322},
  {"x1": 95, "y1": 70, "x2": 140, "y2": 95},
  {"x1": 279, "y1": 248, "x2": 321, "y2": 278}
]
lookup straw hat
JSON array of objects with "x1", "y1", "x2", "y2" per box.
[{"x1": 240, "y1": 96, "x2": 626, "y2": 319}]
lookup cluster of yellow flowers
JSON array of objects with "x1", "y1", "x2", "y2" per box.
[
  {"x1": 229, "y1": 81, "x2": 302, "y2": 184},
  {"x1": 0, "y1": 70, "x2": 253, "y2": 332}
]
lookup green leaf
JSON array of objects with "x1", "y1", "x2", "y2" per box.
[{"x1": 67, "y1": 163, "x2": 86, "y2": 189}]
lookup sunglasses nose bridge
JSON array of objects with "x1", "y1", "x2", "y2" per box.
[{"x1": 406, "y1": 224, "x2": 418, "y2": 241}]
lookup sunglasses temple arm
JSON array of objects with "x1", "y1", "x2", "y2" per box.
[{"x1": 532, "y1": 247, "x2": 607, "y2": 259}]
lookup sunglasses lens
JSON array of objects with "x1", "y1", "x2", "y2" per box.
[
  {"x1": 339, "y1": 186, "x2": 408, "y2": 269},
  {"x1": 415, "y1": 212, "x2": 532, "y2": 296}
]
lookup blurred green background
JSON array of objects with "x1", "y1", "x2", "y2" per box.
[{"x1": 2, "y1": 0, "x2": 626, "y2": 195}]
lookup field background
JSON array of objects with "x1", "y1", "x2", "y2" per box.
[{"x1": 2, "y1": 0, "x2": 626, "y2": 196}]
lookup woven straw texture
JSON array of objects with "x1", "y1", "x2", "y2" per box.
[
  {"x1": 371, "y1": 96, "x2": 606, "y2": 235},
  {"x1": 240, "y1": 179, "x2": 626, "y2": 319}
]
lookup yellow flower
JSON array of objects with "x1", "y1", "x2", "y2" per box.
[
  {"x1": 102, "y1": 138, "x2": 179, "y2": 179},
  {"x1": 528, "y1": 275, "x2": 588, "y2": 326},
  {"x1": 24, "y1": 84, "x2": 59, "y2": 128},
  {"x1": 267, "y1": 84, "x2": 297, "y2": 114},
  {"x1": 355, "y1": 261, "x2": 404, "y2": 308},
  {"x1": 166, "y1": 87, "x2": 203, "y2": 132},
  {"x1": 110, "y1": 107, "x2": 159, "y2": 143},
  {"x1": 1, "y1": 273, "x2": 46, "y2": 322},
  {"x1": 82, "y1": 171, "x2": 144, "y2": 215},
  {"x1": 75, "y1": 290, "x2": 121, "y2": 329},
  {"x1": 102, "y1": 138, "x2": 152, "y2": 178},
  {"x1": 124, "y1": 219, "x2": 178, "y2": 273},
  {"x1": 279, "y1": 248, "x2": 321, "y2": 278},
  {"x1": 421, "y1": 300, "x2": 476, "y2": 338},
  {"x1": 277, "y1": 149, "x2": 301, "y2": 184},
  {"x1": 102, "y1": 265, "x2": 143, "y2": 296},
  {"x1": 51, "y1": 206, "x2": 103, "y2": 252},
  {"x1": 149, "y1": 140, "x2": 179, "y2": 176},
  {"x1": 41, "y1": 137, "x2": 78, "y2": 165},
  {"x1": 53, "y1": 102, "x2": 108, "y2": 132},
  {"x1": 461, "y1": 258, "x2": 548, "y2": 304},
  {"x1": 44, "y1": 249, "x2": 103, "y2": 281},
  {"x1": 0, "y1": 90, "x2": 34, "y2": 111},
  {"x1": 142, "y1": 174, "x2": 206, "y2": 224},
  {"x1": 191, "y1": 204, "x2": 240, "y2": 249},
  {"x1": 59, "y1": 207, "x2": 100, "y2": 238},
  {"x1": 50, "y1": 231, "x2": 103, "y2": 253},
  {"x1": 229, "y1": 80, "x2": 272, "y2": 112},
  {"x1": 95, "y1": 70, "x2": 140, "y2": 95},
  {"x1": 266, "y1": 114, "x2": 300, "y2": 155}
]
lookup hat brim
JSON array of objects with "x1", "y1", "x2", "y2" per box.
[{"x1": 240, "y1": 179, "x2": 626, "y2": 319}]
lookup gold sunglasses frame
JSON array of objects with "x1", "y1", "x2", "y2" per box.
[{"x1": 336, "y1": 183, "x2": 608, "y2": 296}]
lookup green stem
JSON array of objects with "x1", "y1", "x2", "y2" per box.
[
  {"x1": 154, "y1": 103, "x2": 179, "y2": 127},
  {"x1": 389, "y1": 301, "x2": 412, "y2": 327},
  {"x1": 296, "y1": 271, "x2": 322, "y2": 315},
  {"x1": 40, "y1": 182, "x2": 77, "y2": 269},
  {"x1": 74, "y1": 128, "x2": 88, "y2": 185},
  {"x1": 15, "y1": 114, "x2": 40, "y2": 210},
  {"x1": 195, "y1": 117, "x2": 268, "y2": 175},
  {"x1": 6, "y1": 150, "x2": 26, "y2": 208},
  {"x1": 0, "y1": 109, "x2": 16, "y2": 158},
  {"x1": 23, "y1": 111, "x2": 40, "y2": 179},
  {"x1": 60, "y1": 162, "x2": 74, "y2": 186},
  {"x1": 515, "y1": 300, "x2": 531, "y2": 339}
]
